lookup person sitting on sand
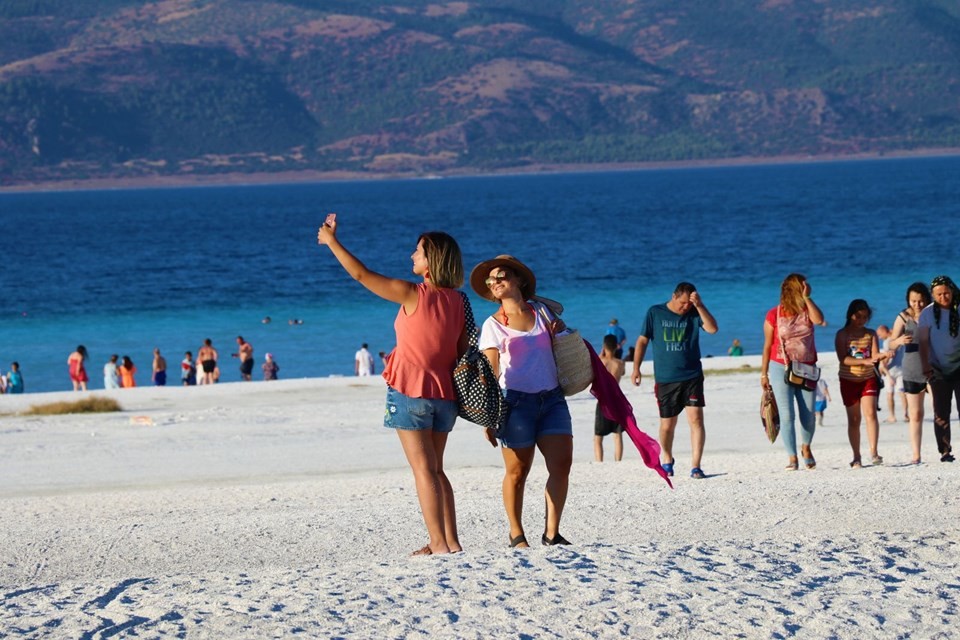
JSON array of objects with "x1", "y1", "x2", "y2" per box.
[{"x1": 318, "y1": 217, "x2": 467, "y2": 556}]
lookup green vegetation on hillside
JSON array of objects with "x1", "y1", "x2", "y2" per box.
[{"x1": 1, "y1": 0, "x2": 958, "y2": 184}]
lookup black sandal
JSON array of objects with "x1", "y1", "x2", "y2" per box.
[
  {"x1": 509, "y1": 534, "x2": 528, "y2": 548},
  {"x1": 541, "y1": 533, "x2": 571, "y2": 546}
]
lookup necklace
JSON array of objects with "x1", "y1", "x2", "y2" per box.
[{"x1": 500, "y1": 303, "x2": 529, "y2": 327}]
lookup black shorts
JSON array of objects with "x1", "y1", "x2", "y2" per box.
[
  {"x1": 202, "y1": 360, "x2": 216, "y2": 373},
  {"x1": 903, "y1": 380, "x2": 927, "y2": 395},
  {"x1": 654, "y1": 375, "x2": 705, "y2": 419},
  {"x1": 240, "y1": 359, "x2": 254, "y2": 375},
  {"x1": 594, "y1": 404, "x2": 623, "y2": 437}
]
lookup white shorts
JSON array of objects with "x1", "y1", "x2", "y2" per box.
[{"x1": 885, "y1": 366, "x2": 904, "y2": 393}]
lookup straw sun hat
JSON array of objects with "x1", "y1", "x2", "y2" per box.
[{"x1": 470, "y1": 255, "x2": 537, "y2": 302}]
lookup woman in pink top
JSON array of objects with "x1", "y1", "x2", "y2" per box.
[
  {"x1": 760, "y1": 274, "x2": 824, "y2": 471},
  {"x1": 318, "y1": 217, "x2": 467, "y2": 556}
]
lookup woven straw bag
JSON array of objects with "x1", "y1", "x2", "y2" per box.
[{"x1": 536, "y1": 303, "x2": 593, "y2": 396}]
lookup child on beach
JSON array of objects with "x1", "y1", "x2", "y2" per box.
[
  {"x1": 263, "y1": 353, "x2": 279, "y2": 381},
  {"x1": 835, "y1": 299, "x2": 892, "y2": 468},
  {"x1": 595, "y1": 334, "x2": 625, "y2": 462},
  {"x1": 815, "y1": 377, "x2": 832, "y2": 426},
  {"x1": 7, "y1": 362, "x2": 23, "y2": 394},
  {"x1": 181, "y1": 352, "x2": 197, "y2": 386}
]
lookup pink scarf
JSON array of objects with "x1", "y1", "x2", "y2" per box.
[{"x1": 587, "y1": 343, "x2": 673, "y2": 488}]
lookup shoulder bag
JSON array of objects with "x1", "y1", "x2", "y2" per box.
[
  {"x1": 452, "y1": 292, "x2": 504, "y2": 428},
  {"x1": 536, "y1": 302, "x2": 594, "y2": 396}
]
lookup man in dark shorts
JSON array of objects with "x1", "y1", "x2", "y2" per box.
[
  {"x1": 233, "y1": 335, "x2": 254, "y2": 381},
  {"x1": 631, "y1": 282, "x2": 718, "y2": 479},
  {"x1": 198, "y1": 338, "x2": 218, "y2": 385}
]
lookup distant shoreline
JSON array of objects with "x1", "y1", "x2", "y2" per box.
[{"x1": 3, "y1": 147, "x2": 960, "y2": 194}]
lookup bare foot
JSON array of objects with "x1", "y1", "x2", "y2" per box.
[{"x1": 885, "y1": 416, "x2": 897, "y2": 423}]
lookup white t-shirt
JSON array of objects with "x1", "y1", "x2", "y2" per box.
[
  {"x1": 918, "y1": 303, "x2": 960, "y2": 376},
  {"x1": 479, "y1": 305, "x2": 559, "y2": 393},
  {"x1": 355, "y1": 348, "x2": 374, "y2": 376}
]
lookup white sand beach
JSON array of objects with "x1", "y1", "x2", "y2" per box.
[{"x1": 2, "y1": 355, "x2": 959, "y2": 638}]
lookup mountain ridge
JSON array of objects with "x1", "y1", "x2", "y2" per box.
[{"x1": 1, "y1": 0, "x2": 958, "y2": 186}]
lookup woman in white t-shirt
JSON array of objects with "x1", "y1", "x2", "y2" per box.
[
  {"x1": 471, "y1": 255, "x2": 573, "y2": 549},
  {"x1": 918, "y1": 275, "x2": 960, "y2": 463}
]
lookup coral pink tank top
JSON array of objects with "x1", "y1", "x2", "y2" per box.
[{"x1": 382, "y1": 283, "x2": 464, "y2": 400}]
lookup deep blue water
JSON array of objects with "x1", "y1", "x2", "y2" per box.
[{"x1": 2, "y1": 156, "x2": 959, "y2": 393}]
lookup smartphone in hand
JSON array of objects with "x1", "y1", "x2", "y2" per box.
[{"x1": 325, "y1": 212, "x2": 337, "y2": 226}]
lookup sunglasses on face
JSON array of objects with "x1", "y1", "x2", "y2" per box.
[{"x1": 485, "y1": 270, "x2": 511, "y2": 288}]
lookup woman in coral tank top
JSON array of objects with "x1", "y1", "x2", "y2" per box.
[{"x1": 318, "y1": 215, "x2": 467, "y2": 556}]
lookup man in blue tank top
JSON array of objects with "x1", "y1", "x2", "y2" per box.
[{"x1": 631, "y1": 282, "x2": 718, "y2": 480}]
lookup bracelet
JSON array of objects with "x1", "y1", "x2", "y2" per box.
[{"x1": 760, "y1": 374, "x2": 768, "y2": 379}]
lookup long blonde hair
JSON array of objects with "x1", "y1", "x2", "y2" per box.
[
  {"x1": 779, "y1": 273, "x2": 807, "y2": 316},
  {"x1": 418, "y1": 231, "x2": 464, "y2": 289}
]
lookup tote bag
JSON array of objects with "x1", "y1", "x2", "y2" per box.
[
  {"x1": 536, "y1": 303, "x2": 593, "y2": 396},
  {"x1": 453, "y1": 293, "x2": 504, "y2": 428}
]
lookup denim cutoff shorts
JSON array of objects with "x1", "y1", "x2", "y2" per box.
[
  {"x1": 384, "y1": 386, "x2": 458, "y2": 432},
  {"x1": 497, "y1": 386, "x2": 572, "y2": 449}
]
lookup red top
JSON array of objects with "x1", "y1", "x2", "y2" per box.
[{"x1": 382, "y1": 282, "x2": 464, "y2": 399}]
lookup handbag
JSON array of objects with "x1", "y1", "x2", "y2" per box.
[
  {"x1": 784, "y1": 360, "x2": 820, "y2": 391},
  {"x1": 761, "y1": 388, "x2": 780, "y2": 443},
  {"x1": 536, "y1": 302, "x2": 594, "y2": 396},
  {"x1": 453, "y1": 292, "x2": 504, "y2": 428}
]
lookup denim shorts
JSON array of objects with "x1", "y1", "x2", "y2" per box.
[
  {"x1": 383, "y1": 386, "x2": 458, "y2": 432},
  {"x1": 497, "y1": 386, "x2": 572, "y2": 449}
]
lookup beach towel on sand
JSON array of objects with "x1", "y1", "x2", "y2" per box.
[{"x1": 587, "y1": 342, "x2": 673, "y2": 488}]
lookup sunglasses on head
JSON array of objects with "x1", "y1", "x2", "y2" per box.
[{"x1": 485, "y1": 270, "x2": 511, "y2": 288}]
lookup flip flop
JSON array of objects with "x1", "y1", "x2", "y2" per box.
[
  {"x1": 411, "y1": 545, "x2": 433, "y2": 556},
  {"x1": 850, "y1": 459, "x2": 862, "y2": 469},
  {"x1": 690, "y1": 467, "x2": 706, "y2": 479},
  {"x1": 509, "y1": 534, "x2": 528, "y2": 548}
]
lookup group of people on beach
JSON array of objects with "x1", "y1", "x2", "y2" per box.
[
  {"x1": 0, "y1": 336, "x2": 281, "y2": 395},
  {"x1": 316, "y1": 217, "x2": 960, "y2": 556},
  {"x1": 758, "y1": 275, "x2": 960, "y2": 472}
]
